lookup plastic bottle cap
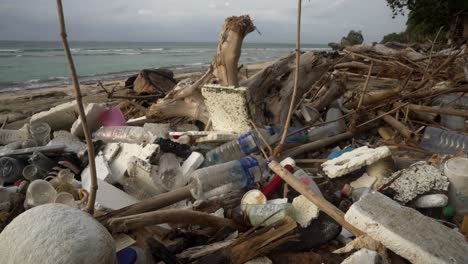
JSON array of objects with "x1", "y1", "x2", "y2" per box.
[
  {"x1": 443, "y1": 206, "x2": 455, "y2": 218},
  {"x1": 117, "y1": 247, "x2": 137, "y2": 264},
  {"x1": 280, "y1": 157, "x2": 296, "y2": 167},
  {"x1": 241, "y1": 190, "x2": 267, "y2": 211}
]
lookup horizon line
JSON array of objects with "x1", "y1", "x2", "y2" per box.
[{"x1": 0, "y1": 39, "x2": 329, "y2": 45}]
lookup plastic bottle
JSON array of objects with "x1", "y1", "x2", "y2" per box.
[
  {"x1": 244, "y1": 203, "x2": 293, "y2": 226},
  {"x1": 0, "y1": 157, "x2": 24, "y2": 184},
  {"x1": 93, "y1": 126, "x2": 152, "y2": 144},
  {"x1": 0, "y1": 125, "x2": 30, "y2": 145},
  {"x1": 290, "y1": 165, "x2": 323, "y2": 198},
  {"x1": 420, "y1": 126, "x2": 468, "y2": 154},
  {"x1": 307, "y1": 107, "x2": 346, "y2": 142},
  {"x1": 189, "y1": 156, "x2": 268, "y2": 200},
  {"x1": 156, "y1": 153, "x2": 183, "y2": 191},
  {"x1": 204, "y1": 128, "x2": 275, "y2": 166},
  {"x1": 433, "y1": 94, "x2": 468, "y2": 130},
  {"x1": 444, "y1": 157, "x2": 468, "y2": 214}
]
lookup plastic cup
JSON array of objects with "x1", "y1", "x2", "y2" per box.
[
  {"x1": 25, "y1": 179, "x2": 57, "y2": 208},
  {"x1": 23, "y1": 165, "x2": 43, "y2": 181},
  {"x1": 30, "y1": 122, "x2": 51, "y2": 146},
  {"x1": 100, "y1": 107, "x2": 126, "y2": 127},
  {"x1": 54, "y1": 192, "x2": 76, "y2": 208}
]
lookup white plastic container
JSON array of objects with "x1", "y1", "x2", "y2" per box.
[{"x1": 444, "y1": 157, "x2": 468, "y2": 214}]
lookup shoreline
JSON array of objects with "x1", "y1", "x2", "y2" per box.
[{"x1": 0, "y1": 61, "x2": 271, "y2": 129}]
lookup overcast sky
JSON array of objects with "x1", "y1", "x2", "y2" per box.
[{"x1": 0, "y1": 0, "x2": 406, "y2": 44}]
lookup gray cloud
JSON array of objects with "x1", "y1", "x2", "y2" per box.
[{"x1": 0, "y1": 0, "x2": 406, "y2": 43}]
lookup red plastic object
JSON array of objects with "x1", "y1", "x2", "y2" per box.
[{"x1": 261, "y1": 164, "x2": 295, "y2": 197}]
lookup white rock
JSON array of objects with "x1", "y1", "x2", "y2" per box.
[
  {"x1": 82, "y1": 159, "x2": 139, "y2": 211},
  {"x1": 341, "y1": 249, "x2": 381, "y2": 264},
  {"x1": 413, "y1": 194, "x2": 448, "y2": 208},
  {"x1": 202, "y1": 84, "x2": 252, "y2": 134},
  {"x1": 292, "y1": 194, "x2": 319, "y2": 228},
  {"x1": 345, "y1": 192, "x2": 468, "y2": 264},
  {"x1": 0, "y1": 204, "x2": 116, "y2": 264},
  {"x1": 383, "y1": 161, "x2": 449, "y2": 203},
  {"x1": 30, "y1": 101, "x2": 78, "y2": 131},
  {"x1": 71, "y1": 103, "x2": 107, "y2": 137},
  {"x1": 102, "y1": 143, "x2": 159, "y2": 184},
  {"x1": 321, "y1": 146, "x2": 391, "y2": 178}
]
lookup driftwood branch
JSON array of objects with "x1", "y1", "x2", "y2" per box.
[
  {"x1": 56, "y1": 0, "x2": 97, "y2": 215},
  {"x1": 107, "y1": 209, "x2": 240, "y2": 233}
]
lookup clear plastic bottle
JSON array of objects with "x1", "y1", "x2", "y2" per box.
[
  {"x1": 244, "y1": 203, "x2": 293, "y2": 226},
  {"x1": 307, "y1": 107, "x2": 346, "y2": 142},
  {"x1": 189, "y1": 156, "x2": 268, "y2": 200},
  {"x1": 290, "y1": 166, "x2": 323, "y2": 198},
  {"x1": 156, "y1": 153, "x2": 183, "y2": 191},
  {"x1": 93, "y1": 126, "x2": 152, "y2": 144},
  {"x1": 0, "y1": 125, "x2": 30, "y2": 145},
  {"x1": 433, "y1": 94, "x2": 468, "y2": 130},
  {"x1": 420, "y1": 126, "x2": 468, "y2": 154},
  {"x1": 204, "y1": 129, "x2": 274, "y2": 166}
]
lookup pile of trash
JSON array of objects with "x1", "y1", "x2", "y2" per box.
[{"x1": 1, "y1": 20, "x2": 468, "y2": 264}]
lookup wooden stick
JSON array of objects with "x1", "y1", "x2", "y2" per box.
[
  {"x1": 356, "y1": 103, "x2": 408, "y2": 128},
  {"x1": 378, "y1": 110, "x2": 419, "y2": 142},
  {"x1": 282, "y1": 131, "x2": 354, "y2": 158},
  {"x1": 274, "y1": 0, "x2": 302, "y2": 158},
  {"x1": 356, "y1": 61, "x2": 374, "y2": 111},
  {"x1": 107, "y1": 209, "x2": 240, "y2": 233},
  {"x1": 268, "y1": 161, "x2": 364, "y2": 236},
  {"x1": 398, "y1": 102, "x2": 468, "y2": 118},
  {"x1": 56, "y1": 0, "x2": 97, "y2": 214},
  {"x1": 97, "y1": 184, "x2": 192, "y2": 223}
]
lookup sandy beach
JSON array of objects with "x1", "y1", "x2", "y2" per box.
[{"x1": 0, "y1": 62, "x2": 271, "y2": 130}]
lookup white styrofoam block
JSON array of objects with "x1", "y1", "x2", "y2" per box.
[
  {"x1": 102, "y1": 143, "x2": 159, "y2": 184},
  {"x1": 350, "y1": 173, "x2": 377, "y2": 189},
  {"x1": 81, "y1": 167, "x2": 139, "y2": 211},
  {"x1": 47, "y1": 130, "x2": 87, "y2": 158},
  {"x1": 30, "y1": 101, "x2": 78, "y2": 131},
  {"x1": 345, "y1": 192, "x2": 468, "y2": 264},
  {"x1": 93, "y1": 154, "x2": 113, "y2": 182},
  {"x1": 202, "y1": 84, "x2": 252, "y2": 134},
  {"x1": 321, "y1": 146, "x2": 391, "y2": 178},
  {"x1": 292, "y1": 194, "x2": 319, "y2": 228},
  {"x1": 71, "y1": 103, "x2": 107, "y2": 138},
  {"x1": 383, "y1": 161, "x2": 449, "y2": 203},
  {"x1": 341, "y1": 249, "x2": 381, "y2": 264},
  {"x1": 413, "y1": 194, "x2": 448, "y2": 208},
  {"x1": 123, "y1": 157, "x2": 166, "y2": 199}
]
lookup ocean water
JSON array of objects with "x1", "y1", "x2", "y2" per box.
[{"x1": 0, "y1": 41, "x2": 328, "y2": 91}]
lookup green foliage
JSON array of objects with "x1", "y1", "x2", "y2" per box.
[{"x1": 380, "y1": 32, "x2": 408, "y2": 43}]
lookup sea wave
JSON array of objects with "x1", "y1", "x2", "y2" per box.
[{"x1": 0, "y1": 49, "x2": 20, "y2": 53}]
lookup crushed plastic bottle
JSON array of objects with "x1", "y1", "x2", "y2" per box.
[
  {"x1": 156, "y1": 153, "x2": 183, "y2": 191},
  {"x1": 93, "y1": 126, "x2": 152, "y2": 144},
  {"x1": 420, "y1": 126, "x2": 468, "y2": 154},
  {"x1": 189, "y1": 156, "x2": 269, "y2": 200},
  {"x1": 244, "y1": 203, "x2": 293, "y2": 226},
  {"x1": 307, "y1": 107, "x2": 346, "y2": 142}
]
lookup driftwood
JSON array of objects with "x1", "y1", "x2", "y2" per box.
[
  {"x1": 242, "y1": 52, "x2": 336, "y2": 125},
  {"x1": 146, "y1": 15, "x2": 255, "y2": 124},
  {"x1": 213, "y1": 15, "x2": 255, "y2": 87},
  {"x1": 378, "y1": 110, "x2": 419, "y2": 143},
  {"x1": 107, "y1": 209, "x2": 240, "y2": 233},
  {"x1": 198, "y1": 217, "x2": 297, "y2": 264}
]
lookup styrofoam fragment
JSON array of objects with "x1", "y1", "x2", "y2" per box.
[
  {"x1": 292, "y1": 194, "x2": 319, "y2": 228},
  {"x1": 71, "y1": 103, "x2": 107, "y2": 138},
  {"x1": 30, "y1": 101, "x2": 78, "y2": 131},
  {"x1": 383, "y1": 161, "x2": 449, "y2": 203},
  {"x1": 321, "y1": 146, "x2": 391, "y2": 178},
  {"x1": 350, "y1": 173, "x2": 377, "y2": 189},
  {"x1": 345, "y1": 192, "x2": 468, "y2": 264},
  {"x1": 202, "y1": 84, "x2": 252, "y2": 134},
  {"x1": 413, "y1": 194, "x2": 448, "y2": 208},
  {"x1": 341, "y1": 249, "x2": 381, "y2": 264},
  {"x1": 102, "y1": 143, "x2": 159, "y2": 184}
]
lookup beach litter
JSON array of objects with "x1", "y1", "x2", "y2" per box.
[{"x1": 0, "y1": 15, "x2": 467, "y2": 264}]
